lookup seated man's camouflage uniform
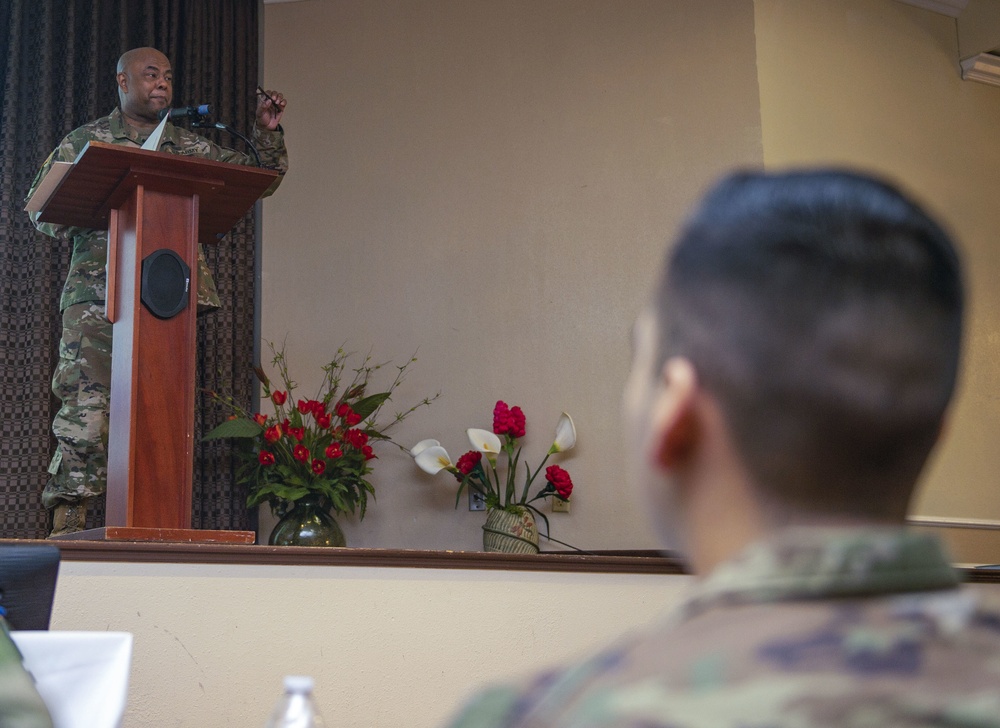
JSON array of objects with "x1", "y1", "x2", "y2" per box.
[
  {"x1": 448, "y1": 528, "x2": 1000, "y2": 727},
  {"x1": 28, "y1": 105, "x2": 287, "y2": 535},
  {"x1": 0, "y1": 611, "x2": 53, "y2": 728}
]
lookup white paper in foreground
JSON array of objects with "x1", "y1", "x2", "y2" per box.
[{"x1": 11, "y1": 631, "x2": 133, "y2": 728}]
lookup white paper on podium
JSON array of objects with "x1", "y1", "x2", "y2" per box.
[
  {"x1": 11, "y1": 632, "x2": 133, "y2": 728},
  {"x1": 141, "y1": 115, "x2": 169, "y2": 151}
]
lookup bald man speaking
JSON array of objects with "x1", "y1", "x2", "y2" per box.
[{"x1": 26, "y1": 47, "x2": 289, "y2": 537}]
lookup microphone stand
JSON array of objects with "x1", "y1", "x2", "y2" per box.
[{"x1": 191, "y1": 120, "x2": 263, "y2": 168}]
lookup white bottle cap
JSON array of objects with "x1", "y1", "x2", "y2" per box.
[{"x1": 283, "y1": 675, "x2": 315, "y2": 693}]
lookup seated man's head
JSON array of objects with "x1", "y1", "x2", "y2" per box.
[{"x1": 625, "y1": 170, "x2": 963, "y2": 565}]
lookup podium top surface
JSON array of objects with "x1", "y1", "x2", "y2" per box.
[{"x1": 37, "y1": 141, "x2": 279, "y2": 244}]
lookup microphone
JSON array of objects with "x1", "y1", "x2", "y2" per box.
[{"x1": 158, "y1": 105, "x2": 211, "y2": 121}]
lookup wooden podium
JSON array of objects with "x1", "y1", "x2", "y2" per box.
[{"x1": 36, "y1": 141, "x2": 278, "y2": 543}]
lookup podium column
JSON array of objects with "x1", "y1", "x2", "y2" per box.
[{"x1": 106, "y1": 184, "x2": 198, "y2": 530}]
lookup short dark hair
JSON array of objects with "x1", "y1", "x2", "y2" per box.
[{"x1": 655, "y1": 169, "x2": 963, "y2": 518}]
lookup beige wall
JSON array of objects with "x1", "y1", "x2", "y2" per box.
[
  {"x1": 754, "y1": 0, "x2": 1000, "y2": 522},
  {"x1": 51, "y1": 560, "x2": 691, "y2": 727},
  {"x1": 260, "y1": 0, "x2": 764, "y2": 550},
  {"x1": 257, "y1": 0, "x2": 1000, "y2": 548}
]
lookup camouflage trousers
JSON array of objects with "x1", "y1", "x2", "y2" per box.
[{"x1": 41, "y1": 302, "x2": 111, "y2": 510}]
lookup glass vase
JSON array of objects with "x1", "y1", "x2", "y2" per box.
[{"x1": 268, "y1": 496, "x2": 346, "y2": 547}]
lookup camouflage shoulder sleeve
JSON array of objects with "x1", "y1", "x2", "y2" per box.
[
  {"x1": 168, "y1": 127, "x2": 253, "y2": 166},
  {"x1": 445, "y1": 686, "x2": 521, "y2": 728},
  {"x1": 251, "y1": 125, "x2": 288, "y2": 197},
  {"x1": 0, "y1": 627, "x2": 55, "y2": 728},
  {"x1": 26, "y1": 130, "x2": 90, "y2": 241},
  {"x1": 168, "y1": 125, "x2": 287, "y2": 197}
]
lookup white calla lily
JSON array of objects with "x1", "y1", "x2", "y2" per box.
[
  {"x1": 467, "y1": 428, "x2": 502, "y2": 455},
  {"x1": 549, "y1": 412, "x2": 577, "y2": 453},
  {"x1": 414, "y1": 446, "x2": 453, "y2": 475},
  {"x1": 410, "y1": 439, "x2": 441, "y2": 458}
]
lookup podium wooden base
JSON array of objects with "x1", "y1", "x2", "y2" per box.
[{"x1": 50, "y1": 527, "x2": 256, "y2": 544}]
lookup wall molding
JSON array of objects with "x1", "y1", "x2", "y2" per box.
[{"x1": 6, "y1": 538, "x2": 1000, "y2": 582}]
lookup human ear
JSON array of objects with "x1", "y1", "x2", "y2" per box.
[
  {"x1": 116, "y1": 72, "x2": 128, "y2": 94},
  {"x1": 650, "y1": 357, "x2": 700, "y2": 470}
]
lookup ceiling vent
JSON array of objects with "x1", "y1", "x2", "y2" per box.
[
  {"x1": 961, "y1": 52, "x2": 1000, "y2": 86},
  {"x1": 895, "y1": 0, "x2": 970, "y2": 17}
]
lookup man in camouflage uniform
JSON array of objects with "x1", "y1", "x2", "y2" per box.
[
  {"x1": 446, "y1": 171, "x2": 1000, "y2": 727},
  {"x1": 27, "y1": 47, "x2": 288, "y2": 537}
]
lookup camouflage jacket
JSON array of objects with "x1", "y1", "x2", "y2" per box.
[
  {"x1": 447, "y1": 527, "x2": 1000, "y2": 727},
  {"x1": 26, "y1": 107, "x2": 288, "y2": 312},
  {"x1": 0, "y1": 619, "x2": 53, "y2": 728}
]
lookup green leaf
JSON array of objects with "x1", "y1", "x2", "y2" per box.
[
  {"x1": 352, "y1": 392, "x2": 391, "y2": 419},
  {"x1": 203, "y1": 418, "x2": 263, "y2": 441},
  {"x1": 268, "y1": 483, "x2": 311, "y2": 502},
  {"x1": 331, "y1": 492, "x2": 348, "y2": 514},
  {"x1": 283, "y1": 473, "x2": 311, "y2": 490},
  {"x1": 526, "y1": 504, "x2": 551, "y2": 540}
]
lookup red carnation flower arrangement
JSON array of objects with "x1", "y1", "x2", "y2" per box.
[
  {"x1": 412, "y1": 400, "x2": 576, "y2": 540},
  {"x1": 205, "y1": 341, "x2": 437, "y2": 523}
]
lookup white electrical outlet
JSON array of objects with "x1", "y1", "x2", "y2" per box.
[
  {"x1": 469, "y1": 490, "x2": 486, "y2": 511},
  {"x1": 552, "y1": 498, "x2": 570, "y2": 513}
]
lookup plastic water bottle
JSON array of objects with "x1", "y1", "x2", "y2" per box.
[{"x1": 265, "y1": 675, "x2": 326, "y2": 728}]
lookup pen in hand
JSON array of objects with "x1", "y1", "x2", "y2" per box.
[{"x1": 256, "y1": 86, "x2": 284, "y2": 112}]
